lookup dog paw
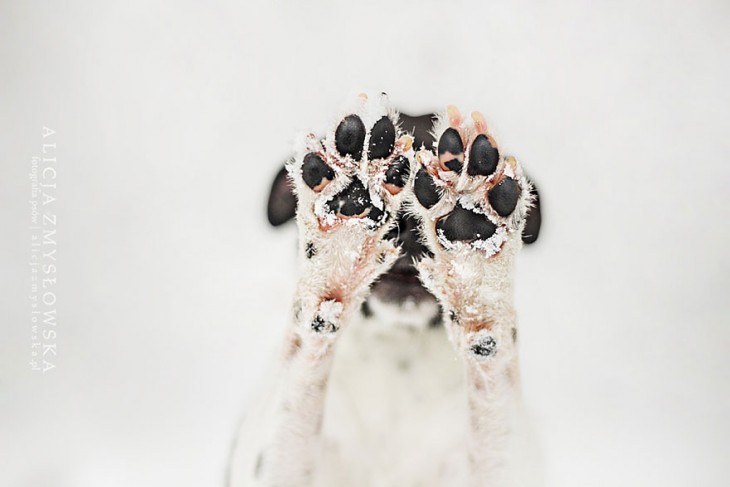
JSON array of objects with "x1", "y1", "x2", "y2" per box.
[
  {"x1": 412, "y1": 106, "x2": 533, "y2": 361},
  {"x1": 288, "y1": 93, "x2": 415, "y2": 332},
  {"x1": 291, "y1": 94, "x2": 414, "y2": 231}
]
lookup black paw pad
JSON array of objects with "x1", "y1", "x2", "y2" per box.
[
  {"x1": 367, "y1": 205, "x2": 385, "y2": 224},
  {"x1": 444, "y1": 158, "x2": 463, "y2": 172},
  {"x1": 326, "y1": 178, "x2": 371, "y2": 217},
  {"x1": 436, "y1": 205, "x2": 496, "y2": 242},
  {"x1": 467, "y1": 135, "x2": 499, "y2": 176},
  {"x1": 438, "y1": 128, "x2": 464, "y2": 157},
  {"x1": 488, "y1": 178, "x2": 521, "y2": 217},
  {"x1": 368, "y1": 116, "x2": 396, "y2": 160},
  {"x1": 302, "y1": 153, "x2": 334, "y2": 190},
  {"x1": 335, "y1": 115, "x2": 366, "y2": 160},
  {"x1": 414, "y1": 169, "x2": 441, "y2": 209},
  {"x1": 385, "y1": 156, "x2": 410, "y2": 188},
  {"x1": 470, "y1": 335, "x2": 497, "y2": 358}
]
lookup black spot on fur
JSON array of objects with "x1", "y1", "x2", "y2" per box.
[
  {"x1": 438, "y1": 128, "x2": 463, "y2": 156},
  {"x1": 311, "y1": 316, "x2": 326, "y2": 332},
  {"x1": 361, "y1": 300, "x2": 373, "y2": 317},
  {"x1": 428, "y1": 312, "x2": 443, "y2": 328},
  {"x1": 468, "y1": 134, "x2": 499, "y2": 176},
  {"x1": 302, "y1": 153, "x2": 334, "y2": 190},
  {"x1": 449, "y1": 310, "x2": 460, "y2": 325},
  {"x1": 305, "y1": 242, "x2": 316, "y2": 259},
  {"x1": 471, "y1": 336, "x2": 497, "y2": 357},
  {"x1": 414, "y1": 169, "x2": 441, "y2": 209},
  {"x1": 436, "y1": 205, "x2": 497, "y2": 242},
  {"x1": 311, "y1": 316, "x2": 337, "y2": 334},
  {"x1": 489, "y1": 177, "x2": 521, "y2": 216},
  {"x1": 368, "y1": 116, "x2": 396, "y2": 160},
  {"x1": 335, "y1": 114, "x2": 366, "y2": 160},
  {"x1": 385, "y1": 156, "x2": 410, "y2": 188}
]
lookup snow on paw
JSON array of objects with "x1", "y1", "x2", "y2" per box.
[
  {"x1": 289, "y1": 93, "x2": 415, "y2": 233},
  {"x1": 287, "y1": 93, "x2": 415, "y2": 330},
  {"x1": 412, "y1": 106, "x2": 532, "y2": 258},
  {"x1": 411, "y1": 106, "x2": 533, "y2": 362}
]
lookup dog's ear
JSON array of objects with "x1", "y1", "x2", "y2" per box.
[
  {"x1": 267, "y1": 165, "x2": 297, "y2": 226},
  {"x1": 522, "y1": 182, "x2": 541, "y2": 244}
]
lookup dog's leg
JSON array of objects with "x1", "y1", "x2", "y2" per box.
[
  {"x1": 257, "y1": 326, "x2": 338, "y2": 487},
  {"x1": 255, "y1": 93, "x2": 415, "y2": 486},
  {"x1": 411, "y1": 106, "x2": 534, "y2": 486}
]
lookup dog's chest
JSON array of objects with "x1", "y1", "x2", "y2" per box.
[{"x1": 319, "y1": 316, "x2": 469, "y2": 486}]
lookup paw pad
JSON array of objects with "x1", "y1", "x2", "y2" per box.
[
  {"x1": 435, "y1": 205, "x2": 496, "y2": 243},
  {"x1": 467, "y1": 134, "x2": 499, "y2": 176},
  {"x1": 384, "y1": 156, "x2": 410, "y2": 190},
  {"x1": 488, "y1": 177, "x2": 521, "y2": 217},
  {"x1": 412, "y1": 106, "x2": 530, "y2": 255},
  {"x1": 302, "y1": 154, "x2": 334, "y2": 191},
  {"x1": 291, "y1": 95, "x2": 414, "y2": 231},
  {"x1": 325, "y1": 178, "x2": 373, "y2": 217},
  {"x1": 368, "y1": 116, "x2": 396, "y2": 160},
  {"x1": 437, "y1": 127, "x2": 464, "y2": 172},
  {"x1": 335, "y1": 114, "x2": 366, "y2": 160},
  {"x1": 413, "y1": 168, "x2": 441, "y2": 209}
]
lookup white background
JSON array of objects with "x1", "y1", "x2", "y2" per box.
[{"x1": 1, "y1": 1, "x2": 728, "y2": 486}]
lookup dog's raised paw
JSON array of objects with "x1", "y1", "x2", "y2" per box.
[
  {"x1": 287, "y1": 94, "x2": 415, "y2": 329},
  {"x1": 413, "y1": 106, "x2": 532, "y2": 258},
  {"x1": 412, "y1": 106, "x2": 533, "y2": 362},
  {"x1": 290, "y1": 94, "x2": 414, "y2": 233}
]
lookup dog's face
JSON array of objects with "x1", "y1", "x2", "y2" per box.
[{"x1": 266, "y1": 112, "x2": 541, "y2": 323}]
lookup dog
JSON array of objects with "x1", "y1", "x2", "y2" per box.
[{"x1": 229, "y1": 94, "x2": 542, "y2": 487}]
